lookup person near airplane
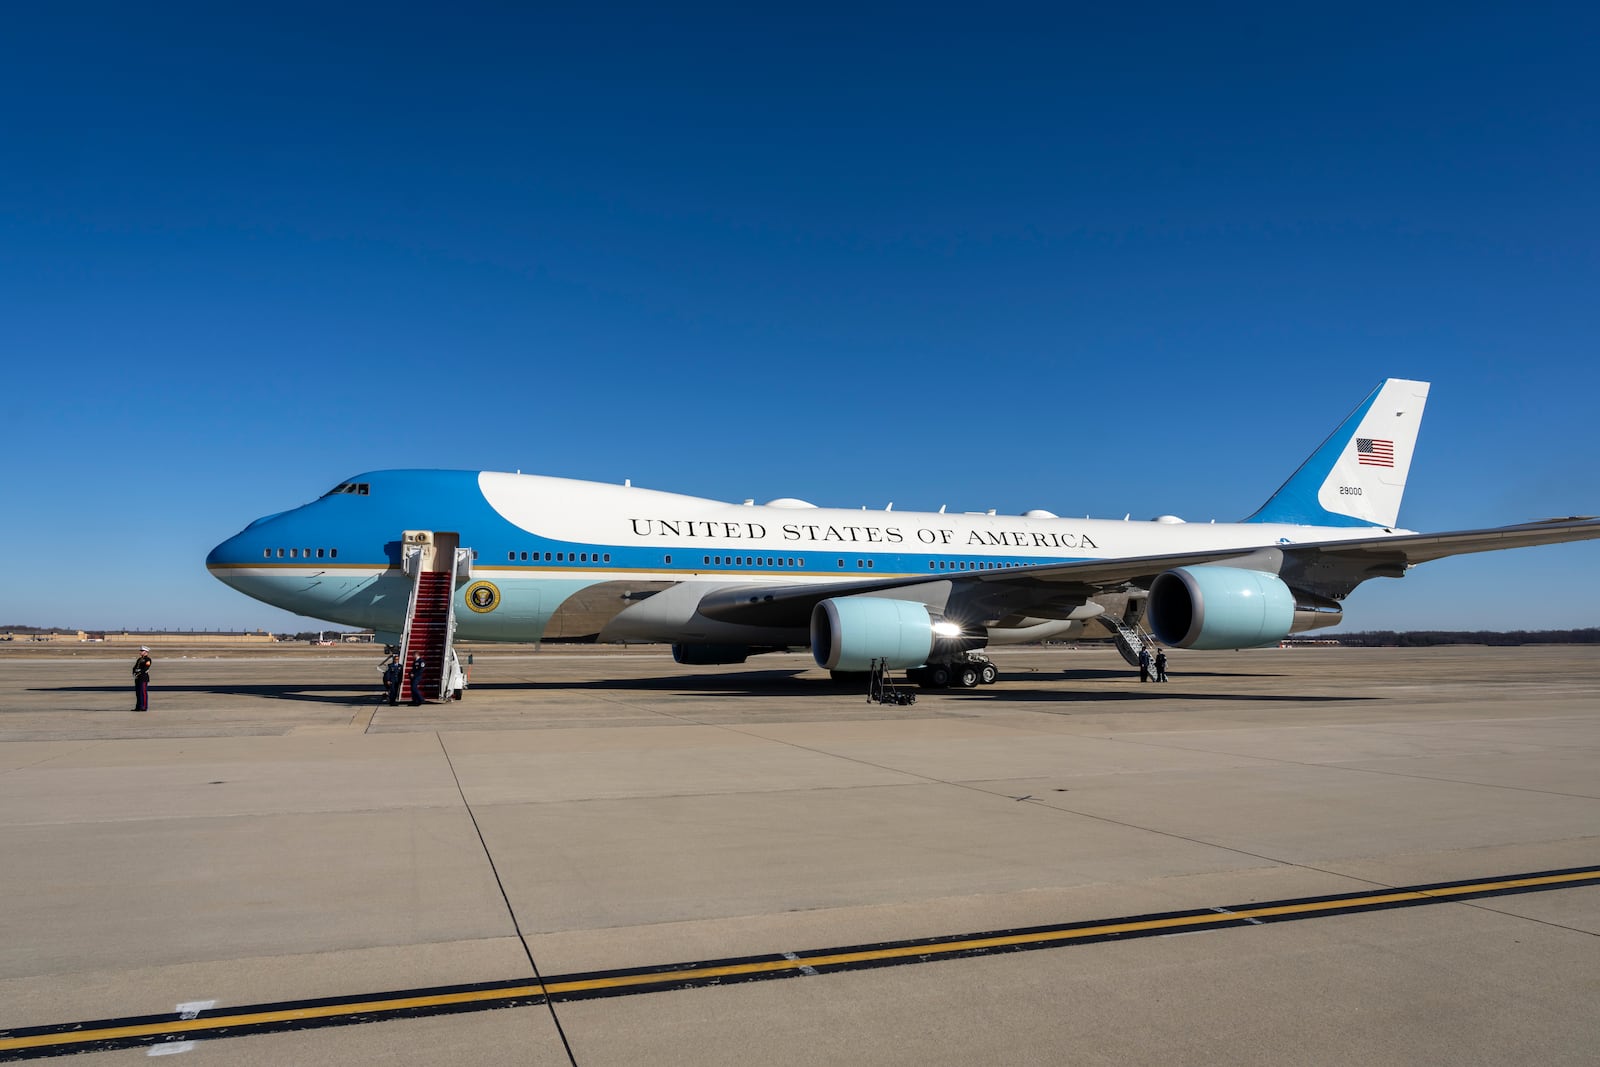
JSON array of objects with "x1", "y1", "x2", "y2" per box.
[
  {"x1": 383, "y1": 656, "x2": 402, "y2": 705},
  {"x1": 131, "y1": 646, "x2": 151, "y2": 711}
]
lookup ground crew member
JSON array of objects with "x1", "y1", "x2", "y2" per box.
[
  {"x1": 132, "y1": 646, "x2": 152, "y2": 711},
  {"x1": 383, "y1": 657, "x2": 402, "y2": 705},
  {"x1": 1138, "y1": 646, "x2": 1151, "y2": 683}
]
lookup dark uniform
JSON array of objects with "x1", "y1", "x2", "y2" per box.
[
  {"x1": 409, "y1": 654, "x2": 426, "y2": 705},
  {"x1": 383, "y1": 660, "x2": 402, "y2": 705},
  {"x1": 1155, "y1": 648, "x2": 1168, "y2": 682},
  {"x1": 132, "y1": 649, "x2": 152, "y2": 711}
]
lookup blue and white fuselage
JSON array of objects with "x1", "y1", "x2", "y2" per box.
[
  {"x1": 207, "y1": 470, "x2": 1393, "y2": 642},
  {"x1": 207, "y1": 380, "x2": 1600, "y2": 674}
]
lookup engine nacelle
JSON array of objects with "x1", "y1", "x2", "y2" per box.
[
  {"x1": 811, "y1": 597, "x2": 938, "y2": 671},
  {"x1": 1147, "y1": 565, "x2": 1296, "y2": 650}
]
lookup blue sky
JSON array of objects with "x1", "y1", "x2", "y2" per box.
[{"x1": 3, "y1": 3, "x2": 1596, "y2": 633}]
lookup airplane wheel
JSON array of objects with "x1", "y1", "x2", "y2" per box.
[
  {"x1": 979, "y1": 663, "x2": 999, "y2": 685},
  {"x1": 928, "y1": 665, "x2": 951, "y2": 688},
  {"x1": 955, "y1": 666, "x2": 980, "y2": 688}
]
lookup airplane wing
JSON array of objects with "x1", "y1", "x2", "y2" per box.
[
  {"x1": 696, "y1": 516, "x2": 1600, "y2": 628},
  {"x1": 1289, "y1": 516, "x2": 1600, "y2": 565}
]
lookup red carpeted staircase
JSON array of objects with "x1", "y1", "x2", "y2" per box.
[{"x1": 401, "y1": 571, "x2": 452, "y2": 702}]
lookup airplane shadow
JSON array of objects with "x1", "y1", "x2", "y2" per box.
[
  {"x1": 469, "y1": 671, "x2": 841, "y2": 697},
  {"x1": 33, "y1": 670, "x2": 1372, "y2": 706},
  {"x1": 953, "y1": 688, "x2": 1373, "y2": 705},
  {"x1": 1053, "y1": 668, "x2": 1284, "y2": 681},
  {"x1": 468, "y1": 670, "x2": 1364, "y2": 705}
]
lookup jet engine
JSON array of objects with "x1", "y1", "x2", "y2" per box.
[
  {"x1": 811, "y1": 597, "x2": 979, "y2": 671},
  {"x1": 1146, "y1": 565, "x2": 1298, "y2": 649}
]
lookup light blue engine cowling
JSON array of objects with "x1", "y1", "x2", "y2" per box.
[
  {"x1": 811, "y1": 597, "x2": 935, "y2": 671},
  {"x1": 1146, "y1": 566, "x2": 1296, "y2": 650}
]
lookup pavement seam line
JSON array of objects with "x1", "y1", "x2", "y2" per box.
[{"x1": 435, "y1": 731, "x2": 579, "y2": 1067}]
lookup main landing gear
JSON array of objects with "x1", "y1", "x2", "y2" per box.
[{"x1": 906, "y1": 652, "x2": 1000, "y2": 690}]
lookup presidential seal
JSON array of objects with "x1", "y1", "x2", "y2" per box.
[{"x1": 465, "y1": 580, "x2": 501, "y2": 613}]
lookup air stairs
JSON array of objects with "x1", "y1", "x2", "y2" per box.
[
  {"x1": 1101, "y1": 609, "x2": 1155, "y2": 668},
  {"x1": 398, "y1": 531, "x2": 471, "y2": 703}
]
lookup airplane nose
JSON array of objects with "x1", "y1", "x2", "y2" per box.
[
  {"x1": 207, "y1": 514, "x2": 281, "y2": 578},
  {"x1": 206, "y1": 531, "x2": 250, "y2": 582}
]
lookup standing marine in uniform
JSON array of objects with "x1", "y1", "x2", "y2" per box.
[{"x1": 131, "y1": 646, "x2": 152, "y2": 711}]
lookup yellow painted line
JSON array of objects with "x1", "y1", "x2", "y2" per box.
[
  {"x1": 4, "y1": 868, "x2": 1595, "y2": 1056},
  {"x1": 541, "y1": 867, "x2": 1600, "y2": 994}
]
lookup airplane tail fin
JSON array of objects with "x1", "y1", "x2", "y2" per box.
[{"x1": 1244, "y1": 378, "x2": 1430, "y2": 528}]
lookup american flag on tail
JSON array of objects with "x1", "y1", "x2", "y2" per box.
[{"x1": 1357, "y1": 438, "x2": 1395, "y2": 467}]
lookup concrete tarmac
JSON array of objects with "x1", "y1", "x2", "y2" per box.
[{"x1": 1, "y1": 643, "x2": 1597, "y2": 1063}]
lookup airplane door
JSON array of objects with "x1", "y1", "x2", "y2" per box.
[
  {"x1": 432, "y1": 532, "x2": 459, "y2": 573},
  {"x1": 403, "y1": 530, "x2": 461, "y2": 574}
]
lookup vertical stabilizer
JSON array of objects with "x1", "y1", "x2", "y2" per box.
[{"x1": 1244, "y1": 379, "x2": 1429, "y2": 528}]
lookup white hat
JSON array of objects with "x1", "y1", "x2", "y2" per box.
[{"x1": 140, "y1": 646, "x2": 150, "y2": 652}]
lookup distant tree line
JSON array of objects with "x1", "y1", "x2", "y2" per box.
[{"x1": 1315, "y1": 629, "x2": 1600, "y2": 647}]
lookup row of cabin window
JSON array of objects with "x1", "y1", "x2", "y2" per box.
[
  {"x1": 929, "y1": 560, "x2": 1024, "y2": 570},
  {"x1": 489, "y1": 553, "x2": 1029, "y2": 571},
  {"x1": 696, "y1": 557, "x2": 1026, "y2": 571},
  {"x1": 265, "y1": 548, "x2": 337, "y2": 559}
]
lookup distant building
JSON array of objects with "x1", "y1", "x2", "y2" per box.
[
  {"x1": 90, "y1": 631, "x2": 279, "y2": 645},
  {"x1": 1, "y1": 631, "x2": 88, "y2": 643}
]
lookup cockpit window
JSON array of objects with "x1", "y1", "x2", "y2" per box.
[{"x1": 322, "y1": 482, "x2": 370, "y2": 498}]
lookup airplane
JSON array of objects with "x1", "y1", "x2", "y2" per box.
[{"x1": 207, "y1": 379, "x2": 1600, "y2": 691}]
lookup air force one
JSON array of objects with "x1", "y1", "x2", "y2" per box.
[{"x1": 208, "y1": 379, "x2": 1600, "y2": 698}]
